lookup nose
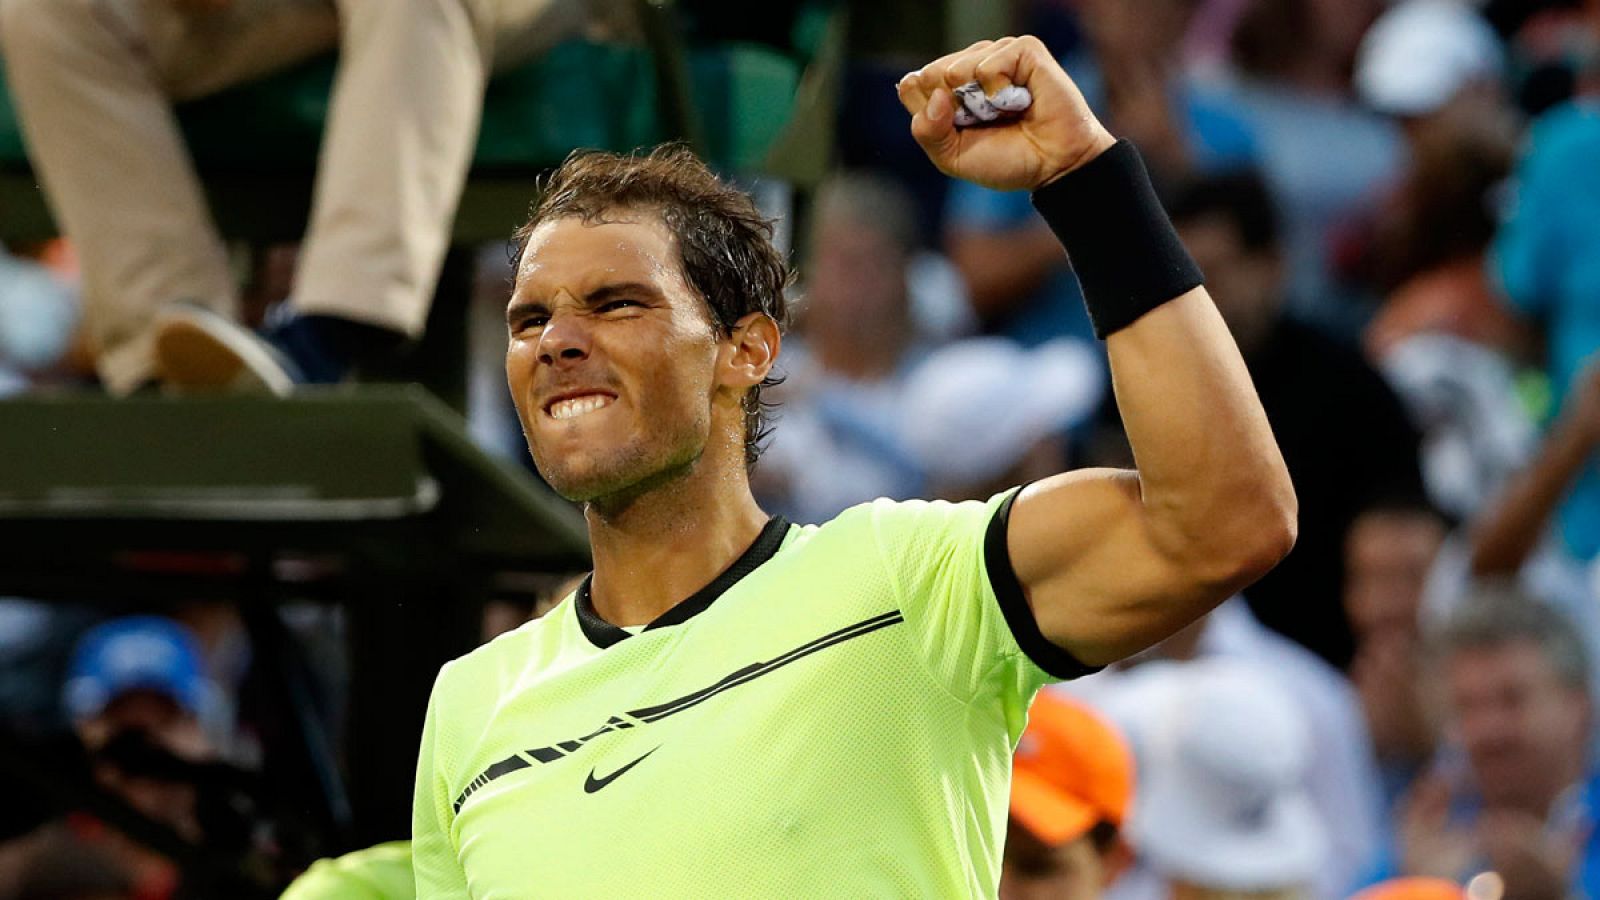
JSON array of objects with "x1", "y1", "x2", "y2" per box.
[{"x1": 537, "y1": 309, "x2": 592, "y2": 367}]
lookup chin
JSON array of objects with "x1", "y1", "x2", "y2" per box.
[{"x1": 534, "y1": 443, "x2": 700, "y2": 506}]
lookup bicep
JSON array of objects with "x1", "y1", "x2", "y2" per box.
[{"x1": 1005, "y1": 469, "x2": 1217, "y2": 666}]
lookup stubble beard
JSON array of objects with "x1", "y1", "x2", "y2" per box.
[{"x1": 533, "y1": 429, "x2": 706, "y2": 515}]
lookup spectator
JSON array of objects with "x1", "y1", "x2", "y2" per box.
[
  {"x1": 1345, "y1": 501, "x2": 1451, "y2": 809},
  {"x1": 1117, "y1": 169, "x2": 1424, "y2": 669},
  {"x1": 1208, "y1": 0, "x2": 1404, "y2": 337},
  {"x1": 1066, "y1": 597, "x2": 1383, "y2": 899},
  {"x1": 1001, "y1": 693, "x2": 1135, "y2": 900},
  {"x1": 1065, "y1": 0, "x2": 1259, "y2": 177},
  {"x1": 899, "y1": 337, "x2": 1104, "y2": 503},
  {"x1": 943, "y1": 0, "x2": 1257, "y2": 347},
  {"x1": 1492, "y1": 25, "x2": 1600, "y2": 560},
  {"x1": 1397, "y1": 591, "x2": 1600, "y2": 897},
  {"x1": 58, "y1": 616, "x2": 224, "y2": 900},
  {"x1": 1349, "y1": 1, "x2": 1537, "y2": 523},
  {"x1": 1467, "y1": 359, "x2": 1600, "y2": 665},
  {"x1": 1114, "y1": 660, "x2": 1328, "y2": 900},
  {"x1": 756, "y1": 172, "x2": 931, "y2": 522},
  {"x1": 65, "y1": 617, "x2": 218, "y2": 783},
  {"x1": 0, "y1": 0, "x2": 598, "y2": 396},
  {"x1": 0, "y1": 245, "x2": 80, "y2": 396},
  {"x1": 1355, "y1": 0, "x2": 1525, "y2": 356}
]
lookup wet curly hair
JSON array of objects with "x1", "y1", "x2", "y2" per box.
[{"x1": 514, "y1": 144, "x2": 792, "y2": 468}]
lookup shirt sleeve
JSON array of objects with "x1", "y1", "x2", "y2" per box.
[
  {"x1": 865, "y1": 491, "x2": 1099, "y2": 718},
  {"x1": 412, "y1": 668, "x2": 470, "y2": 898}
]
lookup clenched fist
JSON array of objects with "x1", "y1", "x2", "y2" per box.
[{"x1": 897, "y1": 36, "x2": 1116, "y2": 192}]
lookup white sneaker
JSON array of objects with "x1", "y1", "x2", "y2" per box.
[{"x1": 153, "y1": 304, "x2": 302, "y2": 397}]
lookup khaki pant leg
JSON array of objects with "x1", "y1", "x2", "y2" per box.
[
  {"x1": 0, "y1": 0, "x2": 338, "y2": 393},
  {"x1": 291, "y1": 0, "x2": 591, "y2": 336}
]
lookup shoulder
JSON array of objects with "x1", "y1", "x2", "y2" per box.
[
  {"x1": 1526, "y1": 100, "x2": 1600, "y2": 156},
  {"x1": 431, "y1": 599, "x2": 573, "y2": 704},
  {"x1": 812, "y1": 495, "x2": 1003, "y2": 544}
]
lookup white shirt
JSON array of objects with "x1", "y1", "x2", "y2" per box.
[{"x1": 1057, "y1": 598, "x2": 1384, "y2": 900}]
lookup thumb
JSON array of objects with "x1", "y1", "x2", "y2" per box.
[{"x1": 911, "y1": 88, "x2": 958, "y2": 164}]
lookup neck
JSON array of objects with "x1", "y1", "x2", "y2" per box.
[{"x1": 585, "y1": 447, "x2": 769, "y2": 628}]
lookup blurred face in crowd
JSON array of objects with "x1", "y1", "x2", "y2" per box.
[
  {"x1": 508, "y1": 213, "x2": 763, "y2": 504},
  {"x1": 1445, "y1": 639, "x2": 1591, "y2": 812},
  {"x1": 999, "y1": 819, "x2": 1119, "y2": 900},
  {"x1": 807, "y1": 213, "x2": 904, "y2": 323},
  {"x1": 804, "y1": 212, "x2": 909, "y2": 368},
  {"x1": 1175, "y1": 214, "x2": 1284, "y2": 354},
  {"x1": 1074, "y1": 0, "x2": 1195, "y2": 61},
  {"x1": 77, "y1": 689, "x2": 209, "y2": 842},
  {"x1": 1344, "y1": 510, "x2": 1447, "y2": 644},
  {"x1": 76, "y1": 688, "x2": 206, "y2": 757}
]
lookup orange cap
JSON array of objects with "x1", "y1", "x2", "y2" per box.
[
  {"x1": 1010, "y1": 692, "x2": 1136, "y2": 846},
  {"x1": 1352, "y1": 878, "x2": 1467, "y2": 900}
]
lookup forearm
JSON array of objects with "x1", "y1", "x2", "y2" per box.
[
  {"x1": 1032, "y1": 141, "x2": 1295, "y2": 584},
  {"x1": 1470, "y1": 417, "x2": 1597, "y2": 575}
]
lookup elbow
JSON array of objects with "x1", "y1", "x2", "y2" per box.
[
  {"x1": 1237, "y1": 492, "x2": 1298, "y2": 583},
  {"x1": 1187, "y1": 478, "x2": 1298, "y2": 592}
]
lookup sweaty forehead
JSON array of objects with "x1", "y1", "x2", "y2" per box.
[{"x1": 515, "y1": 214, "x2": 685, "y2": 297}]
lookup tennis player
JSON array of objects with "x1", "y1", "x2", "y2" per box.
[{"x1": 412, "y1": 35, "x2": 1295, "y2": 897}]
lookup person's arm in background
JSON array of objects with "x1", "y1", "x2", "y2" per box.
[
  {"x1": 1469, "y1": 361, "x2": 1600, "y2": 576},
  {"x1": 898, "y1": 37, "x2": 1295, "y2": 667}
]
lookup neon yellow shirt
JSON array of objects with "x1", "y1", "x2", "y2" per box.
[
  {"x1": 412, "y1": 492, "x2": 1090, "y2": 897},
  {"x1": 281, "y1": 841, "x2": 414, "y2": 899}
]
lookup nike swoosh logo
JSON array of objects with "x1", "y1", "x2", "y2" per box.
[{"x1": 584, "y1": 747, "x2": 658, "y2": 794}]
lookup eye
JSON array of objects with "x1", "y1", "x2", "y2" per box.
[
  {"x1": 598, "y1": 298, "x2": 642, "y2": 313},
  {"x1": 511, "y1": 312, "x2": 549, "y2": 333}
]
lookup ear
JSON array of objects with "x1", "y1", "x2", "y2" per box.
[{"x1": 717, "y1": 312, "x2": 781, "y2": 394}]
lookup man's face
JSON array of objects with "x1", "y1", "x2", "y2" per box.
[
  {"x1": 507, "y1": 214, "x2": 727, "y2": 503},
  {"x1": 1076, "y1": 0, "x2": 1195, "y2": 61},
  {"x1": 1445, "y1": 641, "x2": 1591, "y2": 809},
  {"x1": 1344, "y1": 511, "x2": 1446, "y2": 643},
  {"x1": 805, "y1": 217, "x2": 905, "y2": 339},
  {"x1": 1176, "y1": 215, "x2": 1283, "y2": 355},
  {"x1": 999, "y1": 820, "x2": 1109, "y2": 900}
]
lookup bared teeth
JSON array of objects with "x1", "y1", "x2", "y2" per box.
[{"x1": 549, "y1": 395, "x2": 614, "y2": 420}]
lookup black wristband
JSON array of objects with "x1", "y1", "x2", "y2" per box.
[{"x1": 1030, "y1": 139, "x2": 1203, "y2": 339}]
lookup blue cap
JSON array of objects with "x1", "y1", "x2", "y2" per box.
[{"x1": 63, "y1": 616, "x2": 207, "y2": 721}]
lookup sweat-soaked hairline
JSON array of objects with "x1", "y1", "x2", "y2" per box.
[{"x1": 511, "y1": 201, "x2": 787, "y2": 468}]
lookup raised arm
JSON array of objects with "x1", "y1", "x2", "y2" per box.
[{"x1": 898, "y1": 37, "x2": 1295, "y2": 667}]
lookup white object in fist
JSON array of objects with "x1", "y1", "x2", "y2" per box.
[{"x1": 952, "y1": 82, "x2": 1033, "y2": 128}]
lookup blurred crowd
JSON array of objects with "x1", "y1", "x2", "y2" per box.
[{"x1": 6, "y1": 0, "x2": 1600, "y2": 896}]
